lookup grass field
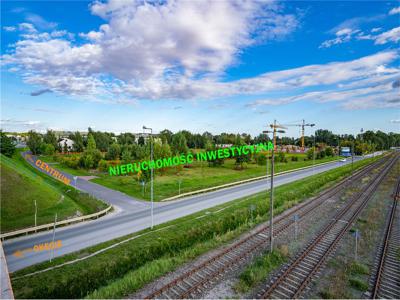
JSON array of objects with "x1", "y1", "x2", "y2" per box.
[
  {"x1": 0, "y1": 151, "x2": 108, "y2": 232},
  {"x1": 91, "y1": 155, "x2": 340, "y2": 201},
  {"x1": 10, "y1": 155, "x2": 380, "y2": 299},
  {"x1": 38, "y1": 155, "x2": 91, "y2": 176}
]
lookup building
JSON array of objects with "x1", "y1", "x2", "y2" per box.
[{"x1": 58, "y1": 138, "x2": 75, "y2": 152}]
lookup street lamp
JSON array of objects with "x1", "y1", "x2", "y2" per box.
[
  {"x1": 263, "y1": 130, "x2": 272, "y2": 180},
  {"x1": 143, "y1": 125, "x2": 154, "y2": 229},
  {"x1": 268, "y1": 120, "x2": 286, "y2": 253}
]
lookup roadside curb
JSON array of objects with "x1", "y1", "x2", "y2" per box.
[
  {"x1": 0, "y1": 206, "x2": 113, "y2": 240},
  {"x1": 161, "y1": 158, "x2": 342, "y2": 202}
]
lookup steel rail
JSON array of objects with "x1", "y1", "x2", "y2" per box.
[
  {"x1": 370, "y1": 175, "x2": 400, "y2": 299},
  {"x1": 259, "y1": 154, "x2": 397, "y2": 299},
  {"x1": 145, "y1": 156, "x2": 388, "y2": 299}
]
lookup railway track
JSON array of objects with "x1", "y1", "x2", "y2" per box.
[
  {"x1": 144, "y1": 156, "x2": 388, "y2": 299},
  {"x1": 368, "y1": 175, "x2": 400, "y2": 299},
  {"x1": 257, "y1": 154, "x2": 397, "y2": 299}
]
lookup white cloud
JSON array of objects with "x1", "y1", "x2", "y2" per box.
[
  {"x1": 18, "y1": 23, "x2": 37, "y2": 33},
  {"x1": 25, "y1": 13, "x2": 57, "y2": 30},
  {"x1": 389, "y1": 7, "x2": 400, "y2": 15},
  {"x1": 390, "y1": 119, "x2": 400, "y2": 123},
  {"x1": 319, "y1": 28, "x2": 359, "y2": 48},
  {"x1": 246, "y1": 51, "x2": 400, "y2": 110},
  {"x1": 3, "y1": 26, "x2": 16, "y2": 32},
  {"x1": 374, "y1": 27, "x2": 400, "y2": 44},
  {"x1": 320, "y1": 26, "x2": 400, "y2": 48},
  {"x1": 371, "y1": 27, "x2": 382, "y2": 33},
  {"x1": 2, "y1": 0, "x2": 299, "y2": 101}
]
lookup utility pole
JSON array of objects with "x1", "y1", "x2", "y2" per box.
[
  {"x1": 313, "y1": 133, "x2": 316, "y2": 176},
  {"x1": 34, "y1": 200, "x2": 37, "y2": 232},
  {"x1": 352, "y1": 140, "x2": 354, "y2": 174},
  {"x1": 50, "y1": 213, "x2": 57, "y2": 262},
  {"x1": 143, "y1": 126, "x2": 154, "y2": 229},
  {"x1": 268, "y1": 120, "x2": 286, "y2": 252}
]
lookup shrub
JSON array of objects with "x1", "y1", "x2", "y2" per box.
[
  {"x1": 41, "y1": 144, "x2": 56, "y2": 155},
  {"x1": 291, "y1": 156, "x2": 298, "y2": 161},
  {"x1": 255, "y1": 152, "x2": 267, "y2": 166},
  {"x1": 325, "y1": 146, "x2": 334, "y2": 157},
  {"x1": 349, "y1": 277, "x2": 368, "y2": 291}
]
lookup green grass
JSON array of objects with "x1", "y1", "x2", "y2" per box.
[
  {"x1": 10, "y1": 156, "x2": 379, "y2": 299},
  {"x1": 91, "y1": 155, "x2": 340, "y2": 201},
  {"x1": 0, "y1": 151, "x2": 107, "y2": 233},
  {"x1": 349, "y1": 277, "x2": 368, "y2": 291},
  {"x1": 234, "y1": 250, "x2": 287, "y2": 293},
  {"x1": 39, "y1": 155, "x2": 91, "y2": 176}
]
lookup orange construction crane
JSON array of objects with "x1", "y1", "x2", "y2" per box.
[{"x1": 282, "y1": 119, "x2": 315, "y2": 151}]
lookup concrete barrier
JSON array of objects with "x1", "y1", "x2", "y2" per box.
[
  {"x1": 0, "y1": 206, "x2": 112, "y2": 240},
  {"x1": 161, "y1": 158, "x2": 342, "y2": 201},
  {"x1": 1, "y1": 241, "x2": 14, "y2": 299}
]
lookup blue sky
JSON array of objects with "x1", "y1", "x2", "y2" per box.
[{"x1": 1, "y1": 0, "x2": 399, "y2": 137}]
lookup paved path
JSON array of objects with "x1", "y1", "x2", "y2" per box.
[
  {"x1": 22, "y1": 152, "x2": 150, "y2": 212},
  {"x1": 4, "y1": 153, "x2": 380, "y2": 272}
]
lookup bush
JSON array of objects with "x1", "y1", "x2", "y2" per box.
[
  {"x1": 349, "y1": 277, "x2": 368, "y2": 291},
  {"x1": 255, "y1": 152, "x2": 267, "y2": 166},
  {"x1": 0, "y1": 132, "x2": 16, "y2": 157},
  {"x1": 291, "y1": 156, "x2": 298, "y2": 161},
  {"x1": 277, "y1": 152, "x2": 286, "y2": 163},
  {"x1": 325, "y1": 146, "x2": 334, "y2": 157},
  {"x1": 40, "y1": 143, "x2": 55, "y2": 155},
  {"x1": 61, "y1": 155, "x2": 80, "y2": 169}
]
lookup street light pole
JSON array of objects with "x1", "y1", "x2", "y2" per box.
[
  {"x1": 34, "y1": 200, "x2": 37, "y2": 232},
  {"x1": 267, "y1": 120, "x2": 286, "y2": 253},
  {"x1": 143, "y1": 125, "x2": 154, "y2": 229},
  {"x1": 312, "y1": 132, "x2": 316, "y2": 176}
]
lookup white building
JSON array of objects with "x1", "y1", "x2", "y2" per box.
[{"x1": 58, "y1": 138, "x2": 75, "y2": 151}]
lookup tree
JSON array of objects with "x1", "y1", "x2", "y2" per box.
[
  {"x1": 70, "y1": 132, "x2": 84, "y2": 152},
  {"x1": 205, "y1": 140, "x2": 224, "y2": 167},
  {"x1": 306, "y1": 147, "x2": 315, "y2": 160},
  {"x1": 80, "y1": 134, "x2": 102, "y2": 169},
  {"x1": 255, "y1": 152, "x2": 267, "y2": 166},
  {"x1": 138, "y1": 136, "x2": 145, "y2": 146},
  {"x1": 118, "y1": 133, "x2": 135, "y2": 145},
  {"x1": 106, "y1": 143, "x2": 121, "y2": 160},
  {"x1": 0, "y1": 131, "x2": 16, "y2": 157},
  {"x1": 121, "y1": 149, "x2": 132, "y2": 164},
  {"x1": 43, "y1": 130, "x2": 58, "y2": 149},
  {"x1": 41, "y1": 143, "x2": 55, "y2": 155},
  {"x1": 325, "y1": 146, "x2": 334, "y2": 157},
  {"x1": 171, "y1": 132, "x2": 189, "y2": 155},
  {"x1": 27, "y1": 130, "x2": 43, "y2": 155},
  {"x1": 63, "y1": 141, "x2": 68, "y2": 153},
  {"x1": 159, "y1": 129, "x2": 173, "y2": 145},
  {"x1": 87, "y1": 134, "x2": 96, "y2": 151},
  {"x1": 233, "y1": 135, "x2": 249, "y2": 169}
]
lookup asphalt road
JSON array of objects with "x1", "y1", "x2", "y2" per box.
[{"x1": 4, "y1": 154, "x2": 378, "y2": 272}]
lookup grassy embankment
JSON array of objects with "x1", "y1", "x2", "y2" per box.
[
  {"x1": 10, "y1": 155, "x2": 380, "y2": 299},
  {"x1": 0, "y1": 151, "x2": 108, "y2": 233},
  {"x1": 39, "y1": 155, "x2": 91, "y2": 176},
  {"x1": 91, "y1": 154, "x2": 340, "y2": 201}
]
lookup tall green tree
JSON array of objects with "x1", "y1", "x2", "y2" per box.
[
  {"x1": 0, "y1": 131, "x2": 16, "y2": 157},
  {"x1": 171, "y1": 132, "x2": 189, "y2": 155},
  {"x1": 80, "y1": 134, "x2": 102, "y2": 169},
  {"x1": 43, "y1": 130, "x2": 58, "y2": 148},
  {"x1": 27, "y1": 130, "x2": 43, "y2": 155},
  {"x1": 70, "y1": 132, "x2": 84, "y2": 152},
  {"x1": 106, "y1": 143, "x2": 121, "y2": 160}
]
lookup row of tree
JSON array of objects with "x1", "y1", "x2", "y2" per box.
[{"x1": 16, "y1": 128, "x2": 400, "y2": 165}]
